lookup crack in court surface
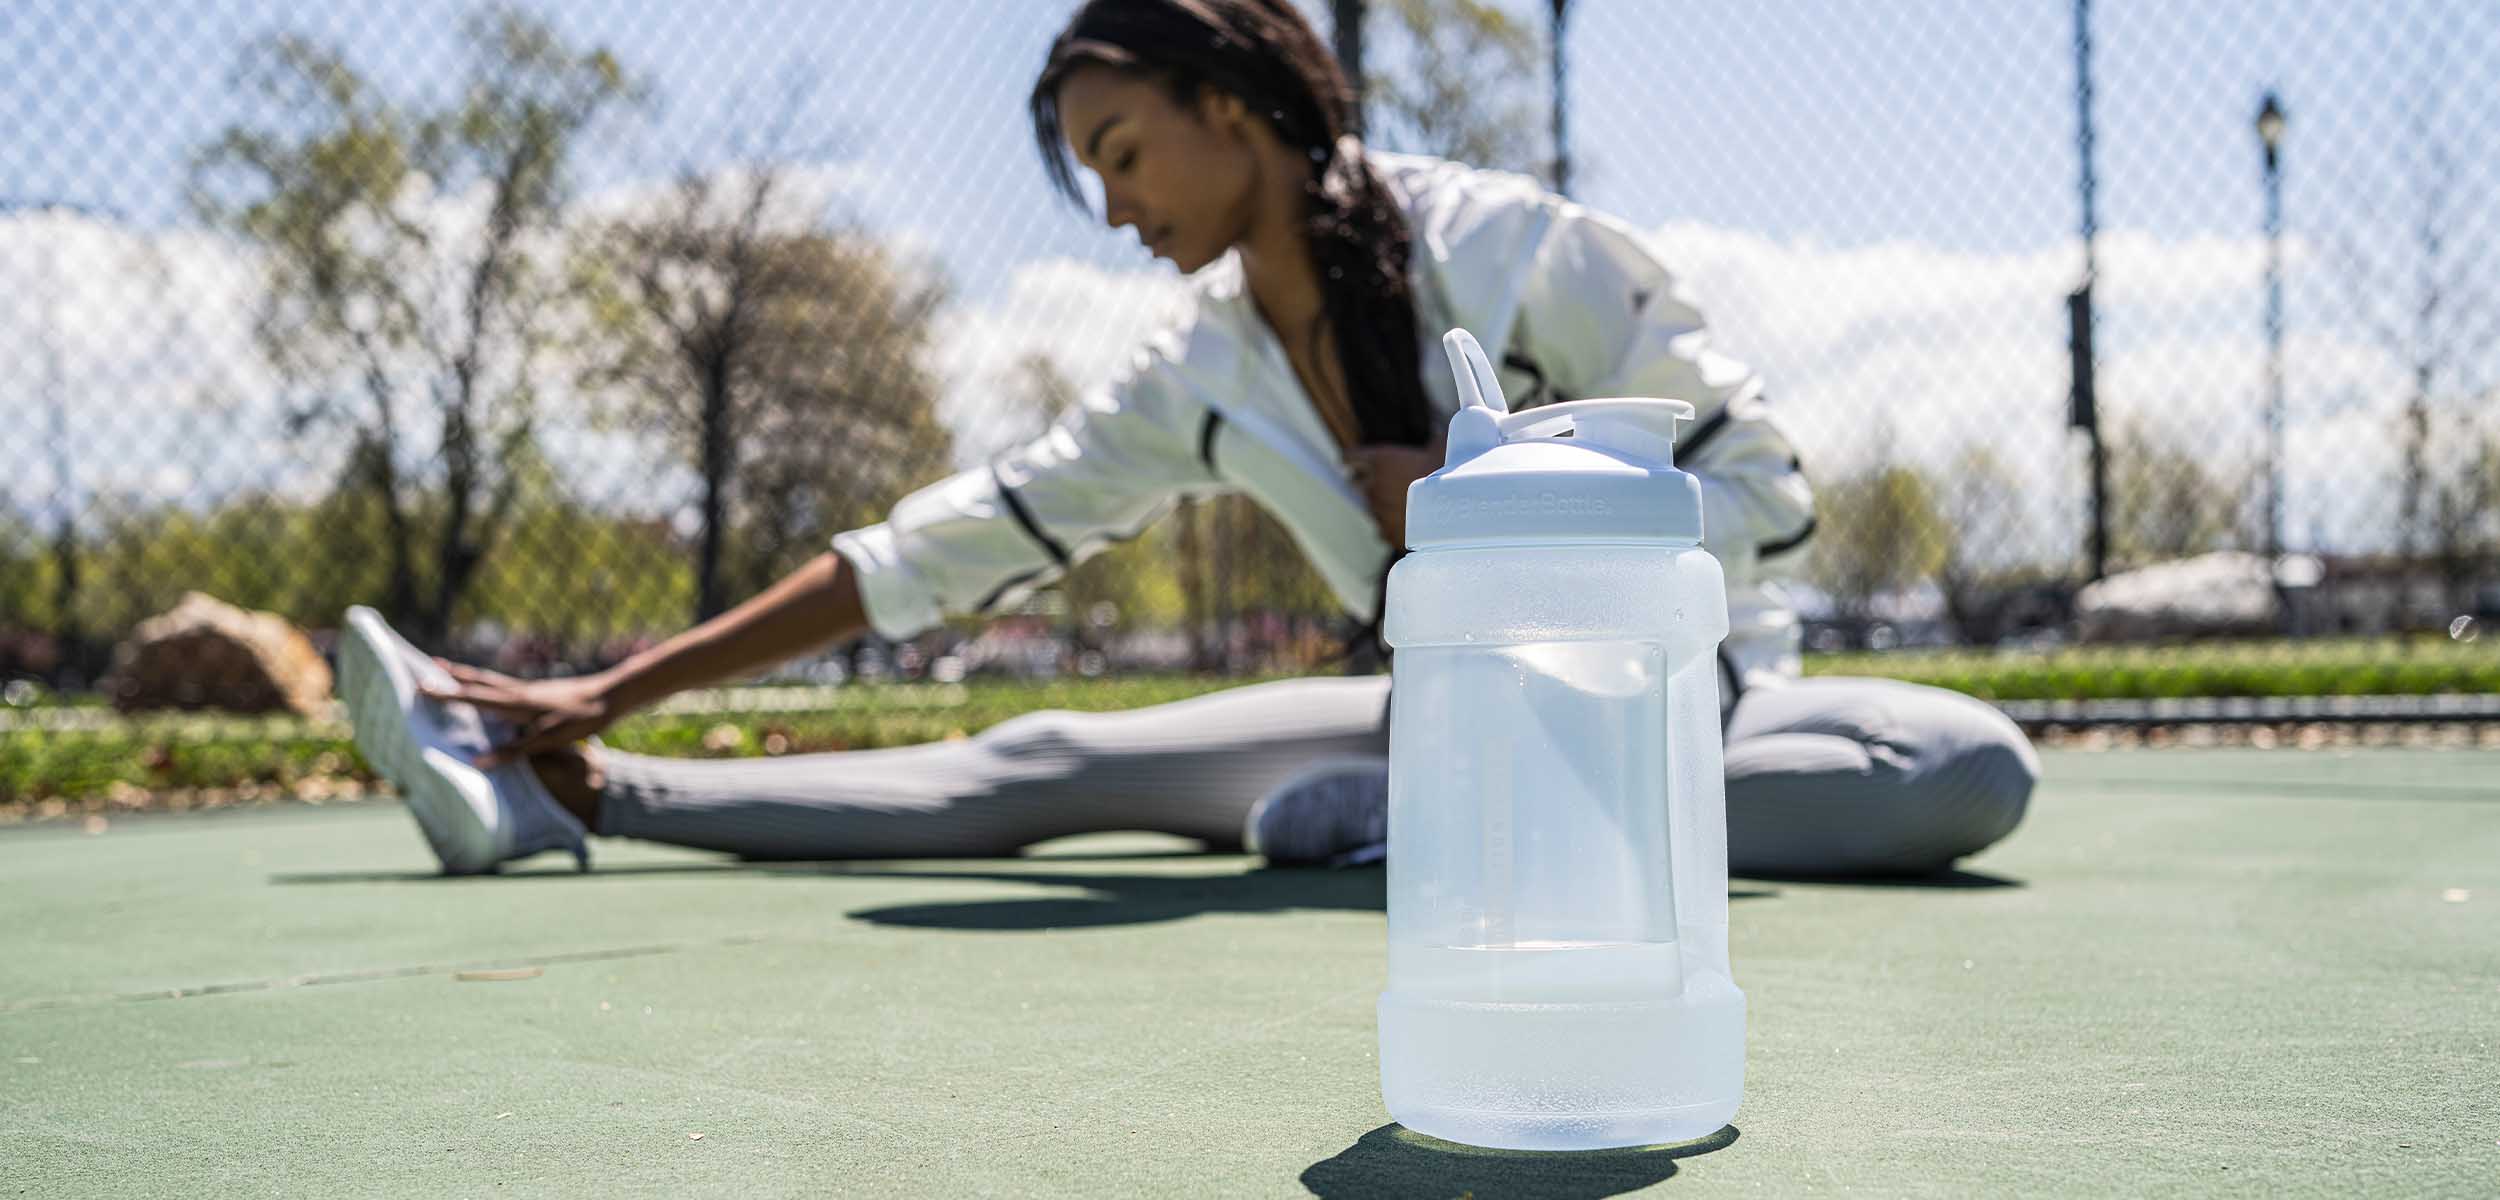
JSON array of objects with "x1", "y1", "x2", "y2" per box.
[{"x1": 0, "y1": 934, "x2": 767, "y2": 1016}]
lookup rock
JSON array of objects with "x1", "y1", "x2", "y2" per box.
[
  {"x1": 104, "y1": 592, "x2": 333, "y2": 717},
  {"x1": 2076, "y1": 551, "x2": 2281, "y2": 642}
]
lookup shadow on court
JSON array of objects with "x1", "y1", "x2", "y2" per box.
[
  {"x1": 273, "y1": 857, "x2": 1822, "y2": 930},
  {"x1": 1300, "y1": 1122, "x2": 1739, "y2": 1198},
  {"x1": 267, "y1": 850, "x2": 2025, "y2": 930},
  {"x1": 264, "y1": 847, "x2": 1215, "y2": 885},
  {"x1": 838, "y1": 864, "x2": 1388, "y2": 928},
  {"x1": 1735, "y1": 866, "x2": 2024, "y2": 889}
]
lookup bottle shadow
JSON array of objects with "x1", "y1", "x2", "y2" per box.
[
  {"x1": 836, "y1": 869, "x2": 1786, "y2": 931},
  {"x1": 1300, "y1": 1123, "x2": 1739, "y2": 1198},
  {"x1": 840, "y1": 863, "x2": 1390, "y2": 929}
]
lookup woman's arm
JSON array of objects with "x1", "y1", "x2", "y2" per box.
[
  {"x1": 436, "y1": 550, "x2": 868, "y2": 766},
  {"x1": 441, "y1": 326, "x2": 1219, "y2": 765},
  {"x1": 600, "y1": 550, "x2": 867, "y2": 711}
]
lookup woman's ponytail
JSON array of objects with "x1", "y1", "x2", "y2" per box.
[{"x1": 1305, "y1": 137, "x2": 1435, "y2": 447}]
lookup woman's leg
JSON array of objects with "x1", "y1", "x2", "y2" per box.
[
  {"x1": 1722, "y1": 676, "x2": 2038, "y2": 876},
  {"x1": 586, "y1": 675, "x2": 1393, "y2": 860}
]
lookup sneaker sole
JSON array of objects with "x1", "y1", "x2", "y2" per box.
[{"x1": 338, "y1": 608, "x2": 500, "y2": 874}]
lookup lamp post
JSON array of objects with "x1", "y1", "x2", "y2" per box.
[{"x1": 2255, "y1": 92, "x2": 2287, "y2": 568}]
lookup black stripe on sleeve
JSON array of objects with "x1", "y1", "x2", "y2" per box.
[
  {"x1": 974, "y1": 566, "x2": 1054, "y2": 616},
  {"x1": 1679, "y1": 405, "x2": 1734, "y2": 459},
  {"x1": 1500, "y1": 351, "x2": 1573, "y2": 408},
  {"x1": 1758, "y1": 516, "x2": 1817, "y2": 559},
  {"x1": 1502, "y1": 351, "x2": 1546, "y2": 397},
  {"x1": 1198, "y1": 410, "x2": 1224, "y2": 474},
  {"x1": 972, "y1": 498, "x2": 1176, "y2": 617},
  {"x1": 990, "y1": 463, "x2": 1071, "y2": 569}
]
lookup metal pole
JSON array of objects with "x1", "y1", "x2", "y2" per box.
[
  {"x1": 1550, "y1": 0, "x2": 1572, "y2": 197},
  {"x1": 2070, "y1": 0, "x2": 2108, "y2": 583},
  {"x1": 1332, "y1": 0, "x2": 1367, "y2": 135},
  {"x1": 2259, "y1": 93, "x2": 2286, "y2": 565}
]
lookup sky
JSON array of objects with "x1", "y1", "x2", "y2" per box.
[{"x1": 4, "y1": 0, "x2": 2496, "y2": 570}]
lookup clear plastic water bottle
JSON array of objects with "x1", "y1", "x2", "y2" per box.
[{"x1": 1376, "y1": 329, "x2": 1744, "y2": 1151}]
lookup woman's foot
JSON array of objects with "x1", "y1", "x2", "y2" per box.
[{"x1": 335, "y1": 606, "x2": 591, "y2": 874}]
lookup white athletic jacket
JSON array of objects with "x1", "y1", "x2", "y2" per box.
[{"x1": 832, "y1": 152, "x2": 1814, "y2": 701}]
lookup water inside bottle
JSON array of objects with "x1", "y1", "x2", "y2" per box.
[
  {"x1": 1394, "y1": 939, "x2": 1684, "y2": 1004},
  {"x1": 1388, "y1": 639, "x2": 1679, "y2": 951}
]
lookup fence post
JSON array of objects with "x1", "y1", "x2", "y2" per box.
[
  {"x1": 1550, "y1": 0, "x2": 1572, "y2": 197},
  {"x1": 2070, "y1": 0, "x2": 2108, "y2": 584},
  {"x1": 1333, "y1": 0, "x2": 1367, "y2": 134}
]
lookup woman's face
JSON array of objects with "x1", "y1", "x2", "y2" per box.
[{"x1": 1055, "y1": 65, "x2": 1262, "y2": 274}]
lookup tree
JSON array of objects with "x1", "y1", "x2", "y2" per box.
[
  {"x1": 1365, "y1": 0, "x2": 1549, "y2": 178},
  {"x1": 190, "y1": 6, "x2": 637, "y2": 645},
  {"x1": 459, "y1": 486, "x2": 697, "y2": 657},
  {"x1": 1935, "y1": 445, "x2": 2022, "y2": 642},
  {"x1": 999, "y1": 351, "x2": 1081, "y2": 444},
  {"x1": 0, "y1": 515, "x2": 55, "y2": 633},
  {"x1": 574, "y1": 160, "x2": 954, "y2": 619},
  {"x1": 2430, "y1": 429, "x2": 2500, "y2": 612},
  {"x1": 2103, "y1": 416, "x2": 2252, "y2": 570},
  {"x1": 2329, "y1": 68, "x2": 2500, "y2": 624},
  {"x1": 1807, "y1": 438, "x2": 1949, "y2": 643}
]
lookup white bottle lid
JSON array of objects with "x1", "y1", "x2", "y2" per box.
[{"x1": 1403, "y1": 329, "x2": 1704, "y2": 548}]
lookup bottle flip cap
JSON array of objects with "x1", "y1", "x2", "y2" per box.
[{"x1": 1402, "y1": 329, "x2": 1705, "y2": 548}]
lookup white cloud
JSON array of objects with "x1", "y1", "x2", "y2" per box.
[
  {"x1": 928, "y1": 255, "x2": 1195, "y2": 465},
  {"x1": 571, "y1": 160, "x2": 886, "y2": 231},
  {"x1": 0, "y1": 209, "x2": 283, "y2": 515},
  {"x1": 1, "y1": 193, "x2": 2465, "y2": 570},
  {"x1": 1641, "y1": 220, "x2": 2430, "y2": 561}
]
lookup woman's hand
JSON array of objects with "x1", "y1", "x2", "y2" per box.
[
  {"x1": 420, "y1": 663, "x2": 630, "y2": 767},
  {"x1": 1347, "y1": 436, "x2": 1447, "y2": 549}
]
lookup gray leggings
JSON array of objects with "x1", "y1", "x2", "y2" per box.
[{"x1": 597, "y1": 674, "x2": 2037, "y2": 876}]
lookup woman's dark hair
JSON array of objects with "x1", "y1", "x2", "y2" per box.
[{"x1": 1030, "y1": 0, "x2": 1435, "y2": 447}]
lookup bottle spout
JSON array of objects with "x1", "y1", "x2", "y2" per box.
[
  {"x1": 1441, "y1": 329, "x2": 1509, "y2": 466},
  {"x1": 1443, "y1": 329, "x2": 1510, "y2": 416},
  {"x1": 1441, "y1": 328, "x2": 1696, "y2": 468}
]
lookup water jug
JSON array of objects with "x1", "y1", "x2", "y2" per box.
[{"x1": 1376, "y1": 328, "x2": 1744, "y2": 1151}]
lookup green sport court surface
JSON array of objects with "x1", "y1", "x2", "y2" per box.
[{"x1": 5, "y1": 749, "x2": 2496, "y2": 1197}]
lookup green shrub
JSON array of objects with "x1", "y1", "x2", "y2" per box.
[{"x1": 1804, "y1": 635, "x2": 2500, "y2": 699}]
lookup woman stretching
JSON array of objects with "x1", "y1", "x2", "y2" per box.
[{"x1": 336, "y1": 0, "x2": 2036, "y2": 879}]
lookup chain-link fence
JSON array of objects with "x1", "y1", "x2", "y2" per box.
[
  {"x1": 5, "y1": 0, "x2": 2498, "y2": 705},
  {"x1": 1560, "y1": 0, "x2": 2498, "y2": 652}
]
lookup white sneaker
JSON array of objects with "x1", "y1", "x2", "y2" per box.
[
  {"x1": 335, "y1": 606, "x2": 589, "y2": 875},
  {"x1": 1243, "y1": 757, "x2": 1388, "y2": 868}
]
